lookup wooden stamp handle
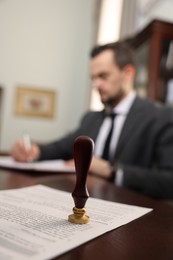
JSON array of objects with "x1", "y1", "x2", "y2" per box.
[{"x1": 72, "y1": 136, "x2": 94, "y2": 208}]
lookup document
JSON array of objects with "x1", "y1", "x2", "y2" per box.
[
  {"x1": 0, "y1": 185, "x2": 152, "y2": 260},
  {"x1": 0, "y1": 156, "x2": 75, "y2": 172}
]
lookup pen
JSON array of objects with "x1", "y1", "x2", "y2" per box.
[{"x1": 23, "y1": 133, "x2": 31, "y2": 151}]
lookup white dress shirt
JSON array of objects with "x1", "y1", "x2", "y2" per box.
[{"x1": 94, "y1": 90, "x2": 137, "y2": 185}]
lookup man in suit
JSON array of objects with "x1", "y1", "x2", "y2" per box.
[{"x1": 11, "y1": 42, "x2": 173, "y2": 199}]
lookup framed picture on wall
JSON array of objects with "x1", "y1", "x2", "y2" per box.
[{"x1": 15, "y1": 86, "x2": 57, "y2": 118}]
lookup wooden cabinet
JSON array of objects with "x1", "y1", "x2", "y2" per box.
[{"x1": 128, "y1": 19, "x2": 173, "y2": 103}]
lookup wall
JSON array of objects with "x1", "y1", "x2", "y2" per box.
[
  {"x1": 0, "y1": 0, "x2": 97, "y2": 151},
  {"x1": 136, "y1": 0, "x2": 173, "y2": 31},
  {"x1": 119, "y1": 0, "x2": 173, "y2": 40}
]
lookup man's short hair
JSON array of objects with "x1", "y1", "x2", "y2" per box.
[{"x1": 90, "y1": 41, "x2": 136, "y2": 69}]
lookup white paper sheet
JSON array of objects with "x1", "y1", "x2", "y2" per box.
[
  {"x1": 0, "y1": 185, "x2": 152, "y2": 260},
  {"x1": 0, "y1": 156, "x2": 75, "y2": 172}
]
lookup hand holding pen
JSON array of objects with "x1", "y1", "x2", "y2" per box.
[{"x1": 11, "y1": 134, "x2": 40, "y2": 162}]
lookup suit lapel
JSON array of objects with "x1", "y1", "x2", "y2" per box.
[
  {"x1": 91, "y1": 111, "x2": 105, "y2": 141},
  {"x1": 114, "y1": 96, "x2": 145, "y2": 158}
]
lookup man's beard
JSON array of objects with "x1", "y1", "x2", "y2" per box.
[{"x1": 102, "y1": 88, "x2": 125, "y2": 109}]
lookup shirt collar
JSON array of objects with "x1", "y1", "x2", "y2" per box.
[{"x1": 113, "y1": 90, "x2": 136, "y2": 115}]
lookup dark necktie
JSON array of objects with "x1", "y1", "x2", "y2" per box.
[{"x1": 102, "y1": 113, "x2": 116, "y2": 160}]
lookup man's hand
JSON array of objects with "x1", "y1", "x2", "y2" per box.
[
  {"x1": 65, "y1": 159, "x2": 75, "y2": 168},
  {"x1": 11, "y1": 140, "x2": 40, "y2": 162},
  {"x1": 89, "y1": 156, "x2": 113, "y2": 179},
  {"x1": 65, "y1": 156, "x2": 113, "y2": 180}
]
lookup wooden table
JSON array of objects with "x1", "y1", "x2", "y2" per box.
[{"x1": 0, "y1": 168, "x2": 173, "y2": 260}]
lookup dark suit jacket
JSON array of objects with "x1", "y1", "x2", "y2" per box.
[{"x1": 39, "y1": 96, "x2": 173, "y2": 199}]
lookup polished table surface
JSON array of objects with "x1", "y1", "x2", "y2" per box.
[{"x1": 0, "y1": 167, "x2": 173, "y2": 260}]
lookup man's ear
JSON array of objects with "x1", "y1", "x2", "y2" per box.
[{"x1": 123, "y1": 65, "x2": 136, "y2": 79}]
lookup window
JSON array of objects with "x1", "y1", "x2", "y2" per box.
[{"x1": 90, "y1": 0, "x2": 123, "y2": 110}]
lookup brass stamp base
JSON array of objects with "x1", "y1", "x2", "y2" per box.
[{"x1": 68, "y1": 207, "x2": 90, "y2": 224}]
